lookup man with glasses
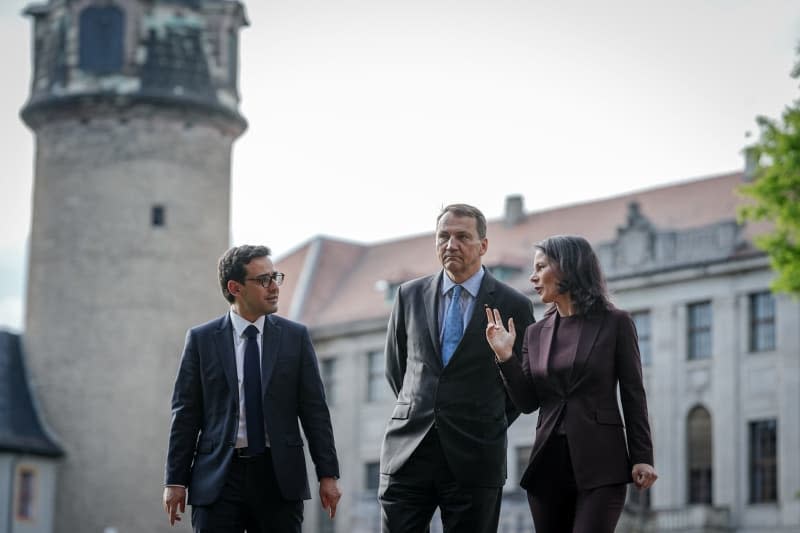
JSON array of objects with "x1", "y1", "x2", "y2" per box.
[{"x1": 163, "y1": 245, "x2": 341, "y2": 532}]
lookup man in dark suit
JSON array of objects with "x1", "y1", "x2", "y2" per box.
[
  {"x1": 379, "y1": 204, "x2": 536, "y2": 533},
  {"x1": 163, "y1": 245, "x2": 341, "y2": 532}
]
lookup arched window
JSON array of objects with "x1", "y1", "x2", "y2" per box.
[
  {"x1": 687, "y1": 405, "x2": 712, "y2": 504},
  {"x1": 79, "y1": 6, "x2": 124, "y2": 74}
]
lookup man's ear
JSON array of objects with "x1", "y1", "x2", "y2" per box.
[{"x1": 227, "y1": 279, "x2": 240, "y2": 297}]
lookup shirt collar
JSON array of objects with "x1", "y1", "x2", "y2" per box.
[
  {"x1": 229, "y1": 308, "x2": 267, "y2": 338},
  {"x1": 441, "y1": 266, "x2": 484, "y2": 298}
]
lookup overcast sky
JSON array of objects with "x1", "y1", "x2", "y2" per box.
[{"x1": 1, "y1": 0, "x2": 799, "y2": 331}]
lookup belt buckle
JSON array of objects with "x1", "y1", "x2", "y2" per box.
[{"x1": 235, "y1": 448, "x2": 255, "y2": 459}]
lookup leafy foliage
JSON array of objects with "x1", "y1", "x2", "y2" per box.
[{"x1": 738, "y1": 46, "x2": 800, "y2": 296}]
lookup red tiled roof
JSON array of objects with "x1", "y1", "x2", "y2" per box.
[{"x1": 276, "y1": 171, "x2": 758, "y2": 329}]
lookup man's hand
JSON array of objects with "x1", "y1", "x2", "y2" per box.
[
  {"x1": 319, "y1": 477, "x2": 342, "y2": 519},
  {"x1": 163, "y1": 485, "x2": 186, "y2": 526},
  {"x1": 632, "y1": 463, "x2": 658, "y2": 490}
]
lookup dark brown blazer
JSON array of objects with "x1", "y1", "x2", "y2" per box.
[{"x1": 498, "y1": 306, "x2": 653, "y2": 490}]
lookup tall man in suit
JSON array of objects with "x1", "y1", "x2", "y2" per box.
[
  {"x1": 379, "y1": 204, "x2": 536, "y2": 533},
  {"x1": 163, "y1": 245, "x2": 341, "y2": 532}
]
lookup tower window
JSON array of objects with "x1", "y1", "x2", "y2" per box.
[
  {"x1": 228, "y1": 29, "x2": 239, "y2": 90},
  {"x1": 151, "y1": 205, "x2": 166, "y2": 227},
  {"x1": 79, "y1": 6, "x2": 125, "y2": 74},
  {"x1": 15, "y1": 467, "x2": 36, "y2": 521}
]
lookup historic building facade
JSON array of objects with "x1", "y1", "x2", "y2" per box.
[
  {"x1": 275, "y1": 172, "x2": 800, "y2": 533},
  {"x1": 0, "y1": 331, "x2": 63, "y2": 533},
  {"x1": 15, "y1": 3, "x2": 798, "y2": 532}
]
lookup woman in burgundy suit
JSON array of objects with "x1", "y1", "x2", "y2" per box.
[{"x1": 485, "y1": 235, "x2": 657, "y2": 532}]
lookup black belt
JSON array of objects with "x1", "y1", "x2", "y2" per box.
[{"x1": 233, "y1": 447, "x2": 269, "y2": 460}]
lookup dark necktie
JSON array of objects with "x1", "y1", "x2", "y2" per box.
[
  {"x1": 442, "y1": 285, "x2": 464, "y2": 365},
  {"x1": 243, "y1": 325, "x2": 266, "y2": 454}
]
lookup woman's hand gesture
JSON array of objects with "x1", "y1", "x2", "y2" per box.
[{"x1": 485, "y1": 307, "x2": 516, "y2": 363}]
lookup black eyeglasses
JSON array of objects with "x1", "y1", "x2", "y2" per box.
[{"x1": 245, "y1": 272, "x2": 285, "y2": 288}]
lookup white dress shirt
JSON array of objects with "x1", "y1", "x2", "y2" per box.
[
  {"x1": 438, "y1": 266, "x2": 485, "y2": 343},
  {"x1": 229, "y1": 309, "x2": 270, "y2": 449}
]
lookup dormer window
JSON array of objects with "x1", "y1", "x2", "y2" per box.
[
  {"x1": 488, "y1": 264, "x2": 523, "y2": 282},
  {"x1": 375, "y1": 279, "x2": 404, "y2": 304},
  {"x1": 79, "y1": 6, "x2": 124, "y2": 74}
]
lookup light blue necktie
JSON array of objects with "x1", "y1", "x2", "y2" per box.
[{"x1": 442, "y1": 285, "x2": 464, "y2": 365}]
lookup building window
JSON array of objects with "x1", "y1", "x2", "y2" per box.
[
  {"x1": 515, "y1": 445, "x2": 532, "y2": 486},
  {"x1": 151, "y1": 205, "x2": 166, "y2": 227},
  {"x1": 228, "y1": 30, "x2": 239, "y2": 89},
  {"x1": 687, "y1": 406, "x2": 712, "y2": 504},
  {"x1": 79, "y1": 6, "x2": 125, "y2": 74},
  {"x1": 687, "y1": 301, "x2": 712, "y2": 360},
  {"x1": 367, "y1": 350, "x2": 390, "y2": 402},
  {"x1": 631, "y1": 311, "x2": 652, "y2": 366},
  {"x1": 749, "y1": 419, "x2": 777, "y2": 503},
  {"x1": 384, "y1": 281, "x2": 402, "y2": 305},
  {"x1": 488, "y1": 264, "x2": 522, "y2": 282},
  {"x1": 749, "y1": 292, "x2": 776, "y2": 352},
  {"x1": 626, "y1": 483, "x2": 651, "y2": 512},
  {"x1": 318, "y1": 503, "x2": 335, "y2": 533},
  {"x1": 365, "y1": 461, "x2": 380, "y2": 491},
  {"x1": 320, "y1": 358, "x2": 336, "y2": 406},
  {"x1": 15, "y1": 467, "x2": 36, "y2": 521}
]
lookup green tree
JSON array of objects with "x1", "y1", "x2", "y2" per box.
[{"x1": 738, "y1": 46, "x2": 800, "y2": 296}]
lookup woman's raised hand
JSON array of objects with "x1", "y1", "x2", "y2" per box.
[{"x1": 485, "y1": 306, "x2": 516, "y2": 363}]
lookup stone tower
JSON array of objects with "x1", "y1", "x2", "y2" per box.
[{"x1": 20, "y1": 1, "x2": 248, "y2": 531}]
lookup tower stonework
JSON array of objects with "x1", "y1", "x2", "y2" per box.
[{"x1": 21, "y1": 1, "x2": 248, "y2": 531}]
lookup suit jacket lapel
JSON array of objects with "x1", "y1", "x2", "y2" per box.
[
  {"x1": 536, "y1": 312, "x2": 556, "y2": 377},
  {"x1": 215, "y1": 314, "x2": 238, "y2": 396},
  {"x1": 261, "y1": 315, "x2": 281, "y2": 395},
  {"x1": 424, "y1": 274, "x2": 443, "y2": 369},
  {"x1": 469, "y1": 270, "x2": 495, "y2": 330},
  {"x1": 567, "y1": 311, "x2": 604, "y2": 390}
]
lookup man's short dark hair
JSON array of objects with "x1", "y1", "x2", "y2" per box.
[
  {"x1": 436, "y1": 203, "x2": 487, "y2": 239},
  {"x1": 218, "y1": 245, "x2": 272, "y2": 303}
]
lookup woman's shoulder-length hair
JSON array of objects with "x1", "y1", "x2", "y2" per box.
[{"x1": 535, "y1": 234, "x2": 612, "y2": 316}]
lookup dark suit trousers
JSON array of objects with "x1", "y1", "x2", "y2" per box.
[
  {"x1": 379, "y1": 428, "x2": 502, "y2": 533},
  {"x1": 191, "y1": 449, "x2": 303, "y2": 533},
  {"x1": 527, "y1": 435, "x2": 626, "y2": 533}
]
